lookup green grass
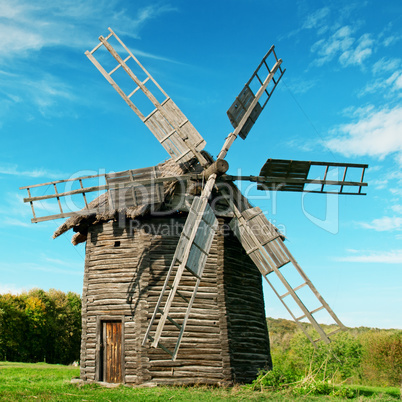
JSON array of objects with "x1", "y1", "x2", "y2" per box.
[{"x1": 0, "y1": 362, "x2": 400, "y2": 401}]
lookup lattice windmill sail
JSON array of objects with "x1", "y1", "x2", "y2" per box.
[{"x1": 21, "y1": 27, "x2": 368, "y2": 379}]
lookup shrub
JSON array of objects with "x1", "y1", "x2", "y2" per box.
[{"x1": 361, "y1": 331, "x2": 402, "y2": 386}]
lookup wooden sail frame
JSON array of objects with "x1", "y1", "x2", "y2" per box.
[
  {"x1": 86, "y1": 28, "x2": 208, "y2": 167},
  {"x1": 222, "y1": 159, "x2": 368, "y2": 195},
  {"x1": 229, "y1": 206, "x2": 345, "y2": 345},
  {"x1": 19, "y1": 168, "x2": 196, "y2": 223},
  {"x1": 227, "y1": 46, "x2": 285, "y2": 140}
]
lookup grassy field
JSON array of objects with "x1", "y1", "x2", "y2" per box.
[{"x1": 0, "y1": 362, "x2": 400, "y2": 401}]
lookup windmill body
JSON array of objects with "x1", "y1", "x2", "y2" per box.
[
  {"x1": 81, "y1": 209, "x2": 270, "y2": 385},
  {"x1": 20, "y1": 28, "x2": 368, "y2": 385}
]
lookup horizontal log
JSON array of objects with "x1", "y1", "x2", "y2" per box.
[
  {"x1": 149, "y1": 370, "x2": 224, "y2": 379},
  {"x1": 125, "y1": 375, "x2": 138, "y2": 383}
]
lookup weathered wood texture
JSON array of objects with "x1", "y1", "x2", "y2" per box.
[
  {"x1": 104, "y1": 321, "x2": 123, "y2": 383},
  {"x1": 80, "y1": 215, "x2": 271, "y2": 385}
]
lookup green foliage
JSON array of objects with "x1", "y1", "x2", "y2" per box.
[
  {"x1": 252, "y1": 367, "x2": 299, "y2": 390},
  {"x1": 361, "y1": 330, "x2": 402, "y2": 386},
  {"x1": 266, "y1": 317, "x2": 402, "y2": 388},
  {"x1": 289, "y1": 331, "x2": 364, "y2": 382},
  {"x1": 0, "y1": 289, "x2": 81, "y2": 365},
  {"x1": 252, "y1": 362, "x2": 401, "y2": 399}
]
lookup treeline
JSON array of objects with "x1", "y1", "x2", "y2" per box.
[
  {"x1": 0, "y1": 289, "x2": 81, "y2": 365},
  {"x1": 266, "y1": 317, "x2": 402, "y2": 387}
]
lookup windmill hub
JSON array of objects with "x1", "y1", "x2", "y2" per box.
[{"x1": 202, "y1": 158, "x2": 229, "y2": 180}]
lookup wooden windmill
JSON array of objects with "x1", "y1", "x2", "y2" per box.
[{"x1": 20, "y1": 28, "x2": 368, "y2": 385}]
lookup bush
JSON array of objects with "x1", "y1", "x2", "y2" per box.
[
  {"x1": 266, "y1": 317, "x2": 402, "y2": 388},
  {"x1": 253, "y1": 362, "x2": 358, "y2": 397},
  {"x1": 361, "y1": 331, "x2": 402, "y2": 386},
  {"x1": 253, "y1": 367, "x2": 299, "y2": 390}
]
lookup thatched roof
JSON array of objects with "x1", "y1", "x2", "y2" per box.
[{"x1": 53, "y1": 157, "x2": 207, "y2": 245}]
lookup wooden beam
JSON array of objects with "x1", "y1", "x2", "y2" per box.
[{"x1": 221, "y1": 174, "x2": 368, "y2": 188}]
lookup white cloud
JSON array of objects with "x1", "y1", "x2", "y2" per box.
[
  {"x1": 372, "y1": 57, "x2": 401, "y2": 75},
  {"x1": 0, "y1": 1, "x2": 179, "y2": 121},
  {"x1": 390, "y1": 188, "x2": 402, "y2": 197},
  {"x1": 0, "y1": 283, "x2": 29, "y2": 294},
  {"x1": 41, "y1": 254, "x2": 73, "y2": 267},
  {"x1": 339, "y1": 33, "x2": 374, "y2": 67},
  {"x1": 341, "y1": 104, "x2": 374, "y2": 118},
  {"x1": 359, "y1": 73, "x2": 402, "y2": 98},
  {"x1": 286, "y1": 138, "x2": 315, "y2": 152},
  {"x1": 391, "y1": 205, "x2": 402, "y2": 214},
  {"x1": 0, "y1": 1, "x2": 178, "y2": 60},
  {"x1": 311, "y1": 25, "x2": 355, "y2": 66},
  {"x1": 358, "y1": 57, "x2": 402, "y2": 98},
  {"x1": 0, "y1": 164, "x2": 65, "y2": 179},
  {"x1": 2, "y1": 217, "x2": 32, "y2": 228},
  {"x1": 311, "y1": 24, "x2": 374, "y2": 68},
  {"x1": 371, "y1": 179, "x2": 388, "y2": 190},
  {"x1": 0, "y1": 191, "x2": 61, "y2": 228},
  {"x1": 325, "y1": 106, "x2": 402, "y2": 162},
  {"x1": 286, "y1": 78, "x2": 317, "y2": 95},
  {"x1": 359, "y1": 216, "x2": 402, "y2": 232},
  {"x1": 383, "y1": 35, "x2": 402, "y2": 47},
  {"x1": 335, "y1": 249, "x2": 402, "y2": 263},
  {"x1": 302, "y1": 7, "x2": 330, "y2": 31}
]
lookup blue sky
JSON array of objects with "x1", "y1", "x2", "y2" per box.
[{"x1": 1, "y1": 0, "x2": 401, "y2": 329}]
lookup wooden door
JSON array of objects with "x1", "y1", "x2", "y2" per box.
[{"x1": 102, "y1": 321, "x2": 123, "y2": 383}]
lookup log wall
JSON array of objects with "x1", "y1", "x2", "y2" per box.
[{"x1": 80, "y1": 214, "x2": 271, "y2": 385}]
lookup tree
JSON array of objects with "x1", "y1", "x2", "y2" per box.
[{"x1": 0, "y1": 289, "x2": 81, "y2": 364}]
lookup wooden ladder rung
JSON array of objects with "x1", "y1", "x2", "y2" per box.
[
  {"x1": 166, "y1": 315, "x2": 181, "y2": 330},
  {"x1": 279, "y1": 282, "x2": 307, "y2": 299},
  {"x1": 156, "y1": 307, "x2": 181, "y2": 330},
  {"x1": 167, "y1": 285, "x2": 190, "y2": 303},
  {"x1": 295, "y1": 305, "x2": 325, "y2": 322},
  {"x1": 128, "y1": 77, "x2": 151, "y2": 99},
  {"x1": 260, "y1": 234, "x2": 282, "y2": 247},
  {"x1": 147, "y1": 335, "x2": 173, "y2": 357},
  {"x1": 245, "y1": 234, "x2": 282, "y2": 256},
  {"x1": 326, "y1": 328, "x2": 343, "y2": 337},
  {"x1": 276, "y1": 259, "x2": 291, "y2": 269},
  {"x1": 88, "y1": 32, "x2": 113, "y2": 55},
  {"x1": 160, "y1": 119, "x2": 189, "y2": 144},
  {"x1": 109, "y1": 54, "x2": 132, "y2": 75},
  {"x1": 255, "y1": 73, "x2": 264, "y2": 87}
]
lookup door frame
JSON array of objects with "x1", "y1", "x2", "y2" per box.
[{"x1": 95, "y1": 315, "x2": 125, "y2": 383}]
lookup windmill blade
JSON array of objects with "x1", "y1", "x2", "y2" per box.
[
  {"x1": 86, "y1": 28, "x2": 208, "y2": 167},
  {"x1": 223, "y1": 159, "x2": 368, "y2": 195},
  {"x1": 20, "y1": 166, "x2": 193, "y2": 223},
  {"x1": 217, "y1": 46, "x2": 285, "y2": 161},
  {"x1": 257, "y1": 159, "x2": 368, "y2": 194},
  {"x1": 226, "y1": 45, "x2": 285, "y2": 140},
  {"x1": 222, "y1": 190, "x2": 345, "y2": 346},
  {"x1": 143, "y1": 174, "x2": 218, "y2": 360}
]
